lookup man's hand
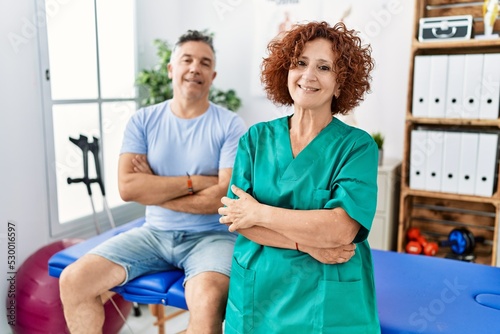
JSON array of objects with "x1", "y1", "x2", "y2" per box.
[
  {"x1": 301, "y1": 243, "x2": 356, "y2": 264},
  {"x1": 131, "y1": 155, "x2": 153, "y2": 175}
]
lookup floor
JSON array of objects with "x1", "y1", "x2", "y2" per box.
[{"x1": 118, "y1": 304, "x2": 190, "y2": 334}]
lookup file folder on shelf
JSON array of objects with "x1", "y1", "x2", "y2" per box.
[
  {"x1": 412, "y1": 56, "x2": 432, "y2": 118},
  {"x1": 474, "y1": 133, "x2": 499, "y2": 197},
  {"x1": 445, "y1": 55, "x2": 466, "y2": 119},
  {"x1": 461, "y1": 54, "x2": 484, "y2": 119},
  {"x1": 424, "y1": 130, "x2": 444, "y2": 191},
  {"x1": 479, "y1": 53, "x2": 500, "y2": 120},
  {"x1": 428, "y1": 56, "x2": 448, "y2": 118},
  {"x1": 409, "y1": 130, "x2": 427, "y2": 190},
  {"x1": 458, "y1": 132, "x2": 479, "y2": 195},
  {"x1": 440, "y1": 131, "x2": 461, "y2": 194}
]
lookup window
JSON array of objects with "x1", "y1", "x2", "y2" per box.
[{"x1": 38, "y1": 0, "x2": 144, "y2": 236}]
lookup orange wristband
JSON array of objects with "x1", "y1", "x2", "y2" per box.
[{"x1": 186, "y1": 172, "x2": 194, "y2": 195}]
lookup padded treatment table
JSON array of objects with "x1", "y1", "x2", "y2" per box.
[
  {"x1": 373, "y1": 249, "x2": 500, "y2": 333},
  {"x1": 49, "y1": 218, "x2": 500, "y2": 333},
  {"x1": 48, "y1": 217, "x2": 187, "y2": 308}
]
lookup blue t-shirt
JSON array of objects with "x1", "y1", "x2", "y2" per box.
[{"x1": 121, "y1": 100, "x2": 247, "y2": 232}]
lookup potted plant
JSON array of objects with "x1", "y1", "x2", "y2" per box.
[
  {"x1": 372, "y1": 132, "x2": 385, "y2": 166},
  {"x1": 136, "y1": 37, "x2": 242, "y2": 111}
]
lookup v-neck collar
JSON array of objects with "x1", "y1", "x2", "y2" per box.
[{"x1": 275, "y1": 115, "x2": 336, "y2": 181}]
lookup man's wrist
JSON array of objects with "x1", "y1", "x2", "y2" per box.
[{"x1": 186, "y1": 172, "x2": 194, "y2": 195}]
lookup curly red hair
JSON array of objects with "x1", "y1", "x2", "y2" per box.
[{"x1": 261, "y1": 21, "x2": 374, "y2": 115}]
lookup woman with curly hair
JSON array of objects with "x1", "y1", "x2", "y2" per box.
[{"x1": 219, "y1": 21, "x2": 380, "y2": 333}]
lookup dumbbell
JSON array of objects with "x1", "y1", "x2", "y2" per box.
[
  {"x1": 405, "y1": 227, "x2": 439, "y2": 256},
  {"x1": 439, "y1": 228, "x2": 484, "y2": 255}
]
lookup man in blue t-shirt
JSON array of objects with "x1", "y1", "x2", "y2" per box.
[{"x1": 60, "y1": 30, "x2": 247, "y2": 334}]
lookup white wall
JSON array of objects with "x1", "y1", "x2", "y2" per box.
[
  {"x1": 0, "y1": 0, "x2": 51, "y2": 332},
  {"x1": 0, "y1": 0, "x2": 414, "y2": 331}
]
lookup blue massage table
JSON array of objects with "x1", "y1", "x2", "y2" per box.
[
  {"x1": 373, "y1": 248, "x2": 500, "y2": 333},
  {"x1": 48, "y1": 217, "x2": 500, "y2": 333},
  {"x1": 48, "y1": 217, "x2": 186, "y2": 334}
]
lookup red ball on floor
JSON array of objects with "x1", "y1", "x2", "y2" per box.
[{"x1": 6, "y1": 239, "x2": 132, "y2": 334}]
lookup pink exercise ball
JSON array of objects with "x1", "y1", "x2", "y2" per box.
[{"x1": 6, "y1": 239, "x2": 133, "y2": 334}]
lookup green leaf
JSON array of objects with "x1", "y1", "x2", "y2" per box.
[{"x1": 371, "y1": 132, "x2": 384, "y2": 149}]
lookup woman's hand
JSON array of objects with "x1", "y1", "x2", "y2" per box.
[
  {"x1": 132, "y1": 155, "x2": 153, "y2": 175},
  {"x1": 301, "y1": 243, "x2": 356, "y2": 264},
  {"x1": 219, "y1": 185, "x2": 262, "y2": 232}
]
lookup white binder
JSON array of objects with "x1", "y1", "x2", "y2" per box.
[
  {"x1": 424, "y1": 130, "x2": 444, "y2": 191},
  {"x1": 445, "y1": 55, "x2": 466, "y2": 119},
  {"x1": 474, "y1": 133, "x2": 499, "y2": 196},
  {"x1": 479, "y1": 53, "x2": 500, "y2": 120},
  {"x1": 462, "y1": 54, "x2": 484, "y2": 119},
  {"x1": 440, "y1": 131, "x2": 461, "y2": 193},
  {"x1": 458, "y1": 132, "x2": 479, "y2": 195},
  {"x1": 412, "y1": 56, "x2": 432, "y2": 117},
  {"x1": 428, "y1": 56, "x2": 448, "y2": 118},
  {"x1": 410, "y1": 130, "x2": 428, "y2": 190}
]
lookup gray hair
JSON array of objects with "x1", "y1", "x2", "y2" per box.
[{"x1": 171, "y1": 30, "x2": 216, "y2": 63}]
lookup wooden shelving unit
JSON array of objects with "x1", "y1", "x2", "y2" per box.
[{"x1": 398, "y1": 0, "x2": 500, "y2": 266}]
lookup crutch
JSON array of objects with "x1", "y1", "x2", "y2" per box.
[
  {"x1": 88, "y1": 136, "x2": 115, "y2": 229},
  {"x1": 67, "y1": 135, "x2": 101, "y2": 234}
]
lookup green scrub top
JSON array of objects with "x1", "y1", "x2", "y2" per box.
[{"x1": 224, "y1": 116, "x2": 381, "y2": 334}]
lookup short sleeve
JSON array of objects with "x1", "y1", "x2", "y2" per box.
[
  {"x1": 219, "y1": 115, "x2": 247, "y2": 170},
  {"x1": 120, "y1": 109, "x2": 147, "y2": 155},
  {"x1": 324, "y1": 135, "x2": 379, "y2": 243}
]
